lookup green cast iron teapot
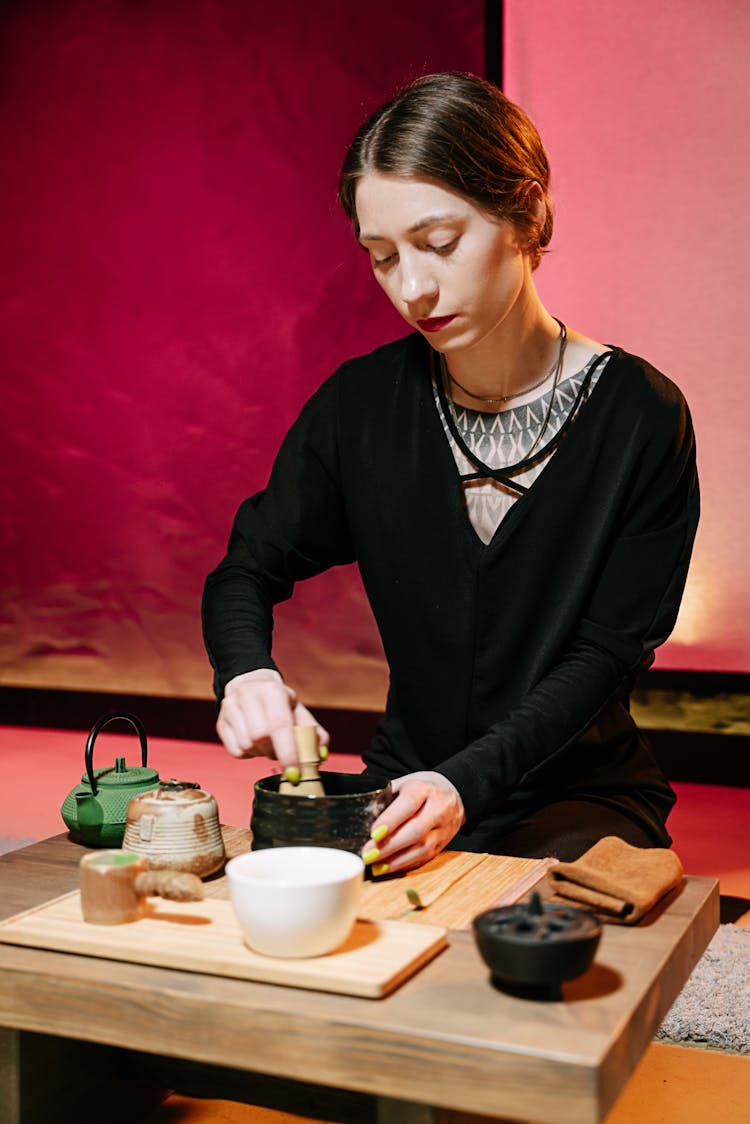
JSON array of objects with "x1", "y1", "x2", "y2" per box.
[{"x1": 60, "y1": 712, "x2": 161, "y2": 847}]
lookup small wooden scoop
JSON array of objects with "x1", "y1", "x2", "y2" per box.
[
  {"x1": 279, "y1": 725, "x2": 325, "y2": 796},
  {"x1": 79, "y1": 851, "x2": 204, "y2": 925}
]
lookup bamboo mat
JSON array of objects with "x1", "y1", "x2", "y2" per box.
[
  {"x1": 360, "y1": 853, "x2": 557, "y2": 929},
  {"x1": 214, "y1": 830, "x2": 554, "y2": 930}
]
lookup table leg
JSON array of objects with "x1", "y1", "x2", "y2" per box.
[
  {"x1": 0, "y1": 1028, "x2": 21, "y2": 1124},
  {"x1": 377, "y1": 1099, "x2": 439, "y2": 1124},
  {"x1": 0, "y1": 1028, "x2": 166, "y2": 1123},
  {"x1": 376, "y1": 1100, "x2": 522, "y2": 1124}
]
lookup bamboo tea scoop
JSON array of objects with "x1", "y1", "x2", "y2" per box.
[{"x1": 279, "y1": 725, "x2": 325, "y2": 796}]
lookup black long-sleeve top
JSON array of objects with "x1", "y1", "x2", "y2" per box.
[{"x1": 202, "y1": 333, "x2": 699, "y2": 843}]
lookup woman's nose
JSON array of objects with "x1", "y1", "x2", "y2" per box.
[{"x1": 399, "y1": 259, "x2": 438, "y2": 306}]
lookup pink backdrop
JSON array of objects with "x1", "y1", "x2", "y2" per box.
[
  {"x1": 1, "y1": 1, "x2": 747, "y2": 716},
  {"x1": 504, "y1": 0, "x2": 750, "y2": 674}
]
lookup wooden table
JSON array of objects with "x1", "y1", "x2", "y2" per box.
[{"x1": 0, "y1": 831, "x2": 719, "y2": 1124}]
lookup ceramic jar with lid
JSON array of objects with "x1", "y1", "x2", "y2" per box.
[{"x1": 123, "y1": 779, "x2": 225, "y2": 878}]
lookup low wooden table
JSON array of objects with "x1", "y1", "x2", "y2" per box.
[{"x1": 0, "y1": 831, "x2": 718, "y2": 1124}]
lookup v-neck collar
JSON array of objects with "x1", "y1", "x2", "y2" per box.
[{"x1": 414, "y1": 336, "x2": 620, "y2": 553}]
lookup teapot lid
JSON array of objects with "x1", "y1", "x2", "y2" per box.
[
  {"x1": 81, "y1": 756, "x2": 160, "y2": 788},
  {"x1": 151, "y1": 778, "x2": 209, "y2": 802}
]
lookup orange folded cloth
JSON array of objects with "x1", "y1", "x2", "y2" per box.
[{"x1": 549, "y1": 836, "x2": 684, "y2": 924}]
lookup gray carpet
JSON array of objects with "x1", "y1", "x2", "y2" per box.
[
  {"x1": 0, "y1": 837, "x2": 35, "y2": 856},
  {"x1": 657, "y1": 924, "x2": 750, "y2": 1053}
]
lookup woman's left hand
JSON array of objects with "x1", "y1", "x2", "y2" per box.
[{"x1": 361, "y1": 771, "x2": 466, "y2": 875}]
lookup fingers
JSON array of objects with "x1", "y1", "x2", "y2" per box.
[
  {"x1": 216, "y1": 691, "x2": 256, "y2": 758},
  {"x1": 261, "y1": 689, "x2": 302, "y2": 771},
  {"x1": 217, "y1": 671, "x2": 318, "y2": 770},
  {"x1": 361, "y1": 773, "x2": 466, "y2": 876},
  {"x1": 360, "y1": 784, "x2": 427, "y2": 867},
  {"x1": 367, "y1": 826, "x2": 445, "y2": 876}
]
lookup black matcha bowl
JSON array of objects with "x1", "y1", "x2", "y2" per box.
[
  {"x1": 472, "y1": 892, "x2": 602, "y2": 1000},
  {"x1": 250, "y1": 773, "x2": 393, "y2": 856}
]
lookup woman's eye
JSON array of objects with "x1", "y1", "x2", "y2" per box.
[
  {"x1": 429, "y1": 238, "x2": 458, "y2": 256},
  {"x1": 373, "y1": 252, "x2": 397, "y2": 268}
]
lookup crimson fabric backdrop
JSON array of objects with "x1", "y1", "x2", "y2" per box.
[{"x1": 0, "y1": 0, "x2": 482, "y2": 708}]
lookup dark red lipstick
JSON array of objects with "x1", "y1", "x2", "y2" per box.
[{"x1": 417, "y1": 315, "x2": 456, "y2": 333}]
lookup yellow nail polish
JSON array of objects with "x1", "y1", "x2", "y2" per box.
[
  {"x1": 319, "y1": 744, "x2": 329, "y2": 761},
  {"x1": 370, "y1": 824, "x2": 388, "y2": 844},
  {"x1": 362, "y1": 847, "x2": 380, "y2": 865},
  {"x1": 283, "y1": 766, "x2": 301, "y2": 785},
  {"x1": 371, "y1": 862, "x2": 390, "y2": 878}
]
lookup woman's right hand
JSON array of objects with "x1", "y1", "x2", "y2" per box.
[{"x1": 216, "y1": 669, "x2": 328, "y2": 773}]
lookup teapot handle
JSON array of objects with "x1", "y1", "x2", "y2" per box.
[{"x1": 85, "y1": 712, "x2": 149, "y2": 796}]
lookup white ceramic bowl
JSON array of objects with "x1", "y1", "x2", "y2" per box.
[{"x1": 226, "y1": 846, "x2": 364, "y2": 958}]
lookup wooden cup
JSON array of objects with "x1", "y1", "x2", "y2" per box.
[{"x1": 79, "y1": 850, "x2": 148, "y2": 924}]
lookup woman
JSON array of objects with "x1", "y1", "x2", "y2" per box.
[{"x1": 202, "y1": 72, "x2": 699, "y2": 873}]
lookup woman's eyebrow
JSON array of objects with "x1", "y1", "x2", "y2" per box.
[{"x1": 359, "y1": 212, "x2": 461, "y2": 243}]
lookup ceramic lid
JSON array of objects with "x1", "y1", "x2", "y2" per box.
[{"x1": 143, "y1": 779, "x2": 211, "y2": 803}]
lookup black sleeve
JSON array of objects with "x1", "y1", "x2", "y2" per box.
[
  {"x1": 201, "y1": 371, "x2": 355, "y2": 700},
  {"x1": 434, "y1": 390, "x2": 700, "y2": 830}
]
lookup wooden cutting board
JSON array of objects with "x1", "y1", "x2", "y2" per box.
[{"x1": 0, "y1": 890, "x2": 446, "y2": 999}]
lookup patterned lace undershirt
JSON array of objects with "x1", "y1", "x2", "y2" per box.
[{"x1": 433, "y1": 352, "x2": 609, "y2": 544}]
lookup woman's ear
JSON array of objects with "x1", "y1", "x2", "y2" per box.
[
  {"x1": 525, "y1": 180, "x2": 546, "y2": 231},
  {"x1": 517, "y1": 180, "x2": 548, "y2": 265}
]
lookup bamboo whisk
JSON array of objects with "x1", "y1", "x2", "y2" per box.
[{"x1": 279, "y1": 725, "x2": 325, "y2": 796}]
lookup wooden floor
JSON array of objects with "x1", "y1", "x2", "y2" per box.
[
  {"x1": 141, "y1": 1043, "x2": 750, "y2": 1124},
  {"x1": 143, "y1": 1103, "x2": 333, "y2": 1123},
  {"x1": 607, "y1": 1043, "x2": 750, "y2": 1124}
]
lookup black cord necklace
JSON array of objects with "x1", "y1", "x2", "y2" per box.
[
  {"x1": 443, "y1": 318, "x2": 566, "y2": 405},
  {"x1": 435, "y1": 335, "x2": 611, "y2": 496},
  {"x1": 441, "y1": 320, "x2": 567, "y2": 466}
]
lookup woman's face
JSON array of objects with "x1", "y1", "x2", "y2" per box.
[{"x1": 354, "y1": 173, "x2": 531, "y2": 356}]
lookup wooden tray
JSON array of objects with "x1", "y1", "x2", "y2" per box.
[{"x1": 0, "y1": 891, "x2": 446, "y2": 999}]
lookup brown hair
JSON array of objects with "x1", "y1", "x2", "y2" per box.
[{"x1": 338, "y1": 72, "x2": 553, "y2": 269}]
